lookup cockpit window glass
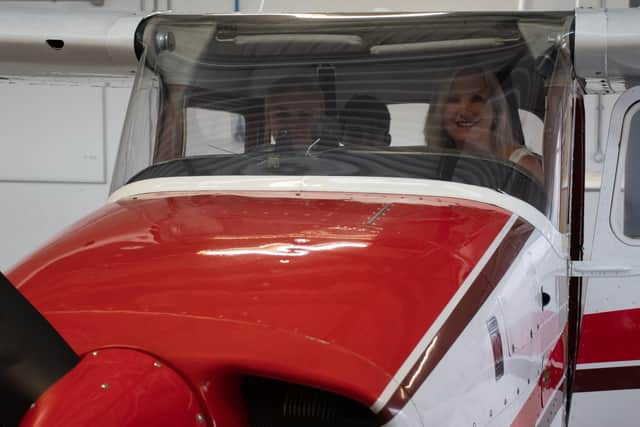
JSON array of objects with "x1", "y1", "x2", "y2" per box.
[
  {"x1": 612, "y1": 102, "x2": 640, "y2": 243},
  {"x1": 112, "y1": 12, "x2": 574, "y2": 217},
  {"x1": 519, "y1": 110, "x2": 543, "y2": 156},
  {"x1": 388, "y1": 103, "x2": 430, "y2": 147},
  {"x1": 387, "y1": 103, "x2": 543, "y2": 152},
  {"x1": 186, "y1": 108, "x2": 245, "y2": 156}
]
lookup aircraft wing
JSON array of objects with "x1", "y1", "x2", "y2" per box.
[{"x1": 0, "y1": 6, "x2": 142, "y2": 77}]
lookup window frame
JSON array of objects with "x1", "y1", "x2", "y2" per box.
[{"x1": 611, "y1": 100, "x2": 640, "y2": 245}]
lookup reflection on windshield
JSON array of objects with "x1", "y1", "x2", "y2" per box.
[{"x1": 113, "y1": 12, "x2": 574, "y2": 218}]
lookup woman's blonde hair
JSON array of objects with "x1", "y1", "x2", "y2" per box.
[{"x1": 424, "y1": 68, "x2": 515, "y2": 160}]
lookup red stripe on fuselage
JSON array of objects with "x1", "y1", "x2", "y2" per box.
[
  {"x1": 511, "y1": 381, "x2": 543, "y2": 427},
  {"x1": 578, "y1": 308, "x2": 640, "y2": 364},
  {"x1": 575, "y1": 309, "x2": 640, "y2": 393},
  {"x1": 511, "y1": 330, "x2": 566, "y2": 427}
]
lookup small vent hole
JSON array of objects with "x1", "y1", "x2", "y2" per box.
[{"x1": 46, "y1": 39, "x2": 64, "y2": 50}]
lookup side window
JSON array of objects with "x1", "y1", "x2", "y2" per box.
[
  {"x1": 388, "y1": 103, "x2": 430, "y2": 147},
  {"x1": 185, "y1": 108, "x2": 245, "y2": 156},
  {"x1": 519, "y1": 110, "x2": 543, "y2": 156},
  {"x1": 613, "y1": 102, "x2": 640, "y2": 241},
  {"x1": 388, "y1": 103, "x2": 542, "y2": 152}
]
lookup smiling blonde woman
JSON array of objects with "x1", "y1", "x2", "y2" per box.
[{"x1": 425, "y1": 68, "x2": 543, "y2": 182}]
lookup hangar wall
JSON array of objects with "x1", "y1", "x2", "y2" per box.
[{"x1": 0, "y1": 0, "x2": 626, "y2": 270}]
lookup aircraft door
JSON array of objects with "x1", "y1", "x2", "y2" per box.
[{"x1": 570, "y1": 86, "x2": 640, "y2": 427}]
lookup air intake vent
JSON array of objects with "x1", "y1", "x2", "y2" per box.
[{"x1": 242, "y1": 376, "x2": 378, "y2": 427}]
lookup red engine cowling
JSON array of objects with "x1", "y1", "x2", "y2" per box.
[{"x1": 19, "y1": 348, "x2": 206, "y2": 427}]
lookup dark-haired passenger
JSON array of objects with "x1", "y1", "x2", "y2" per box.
[
  {"x1": 265, "y1": 76, "x2": 325, "y2": 146},
  {"x1": 340, "y1": 95, "x2": 391, "y2": 147}
]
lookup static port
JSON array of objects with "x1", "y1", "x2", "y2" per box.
[{"x1": 46, "y1": 39, "x2": 64, "y2": 50}]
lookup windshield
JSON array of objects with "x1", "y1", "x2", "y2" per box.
[{"x1": 113, "y1": 12, "x2": 574, "y2": 218}]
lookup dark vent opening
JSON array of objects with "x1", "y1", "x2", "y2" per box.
[
  {"x1": 46, "y1": 39, "x2": 64, "y2": 50},
  {"x1": 242, "y1": 376, "x2": 379, "y2": 427}
]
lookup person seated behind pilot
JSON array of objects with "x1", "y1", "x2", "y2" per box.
[
  {"x1": 264, "y1": 76, "x2": 326, "y2": 147},
  {"x1": 424, "y1": 68, "x2": 543, "y2": 182},
  {"x1": 340, "y1": 95, "x2": 391, "y2": 147}
]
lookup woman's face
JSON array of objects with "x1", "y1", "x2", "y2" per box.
[{"x1": 442, "y1": 74, "x2": 495, "y2": 153}]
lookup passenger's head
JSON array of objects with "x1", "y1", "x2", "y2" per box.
[
  {"x1": 265, "y1": 76, "x2": 325, "y2": 145},
  {"x1": 340, "y1": 95, "x2": 391, "y2": 147},
  {"x1": 425, "y1": 68, "x2": 513, "y2": 158}
]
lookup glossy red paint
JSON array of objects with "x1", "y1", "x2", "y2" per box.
[
  {"x1": 511, "y1": 330, "x2": 566, "y2": 427},
  {"x1": 574, "y1": 309, "x2": 640, "y2": 393},
  {"x1": 19, "y1": 348, "x2": 204, "y2": 427},
  {"x1": 9, "y1": 192, "x2": 509, "y2": 420},
  {"x1": 542, "y1": 331, "x2": 566, "y2": 407},
  {"x1": 511, "y1": 381, "x2": 542, "y2": 427},
  {"x1": 578, "y1": 308, "x2": 640, "y2": 364}
]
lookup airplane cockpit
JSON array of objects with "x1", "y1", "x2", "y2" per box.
[
  {"x1": 112, "y1": 12, "x2": 574, "y2": 220},
  {"x1": 13, "y1": 6, "x2": 640, "y2": 426}
]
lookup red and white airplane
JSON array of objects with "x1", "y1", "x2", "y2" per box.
[{"x1": 1, "y1": 7, "x2": 640, "y2": 427}]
